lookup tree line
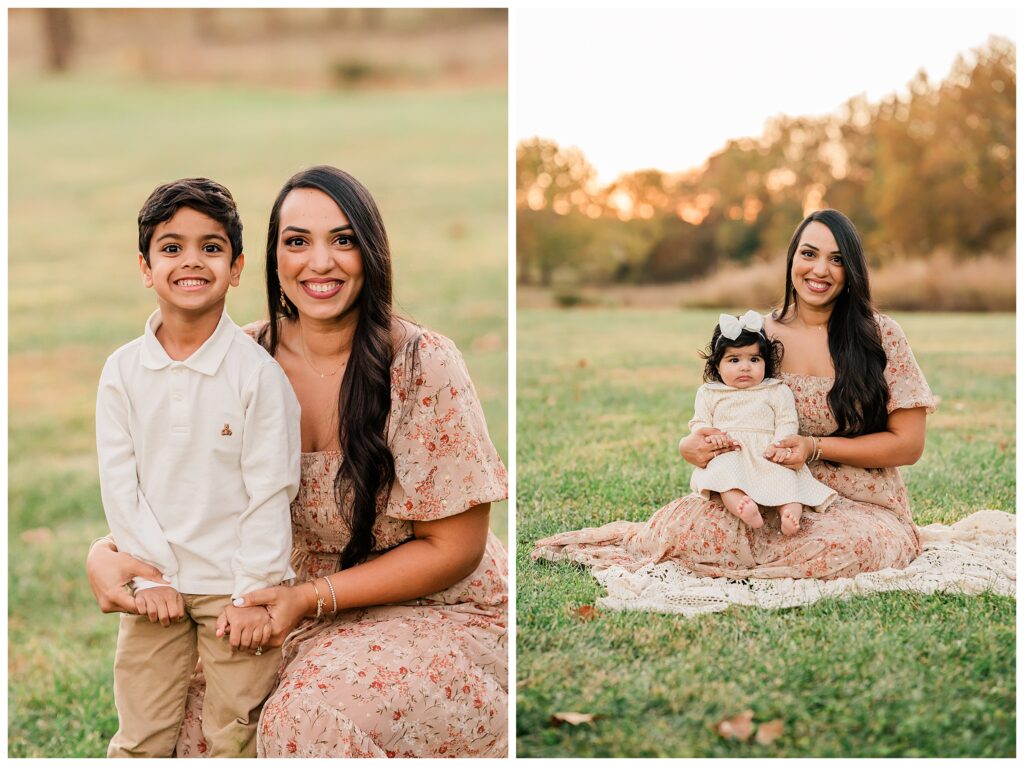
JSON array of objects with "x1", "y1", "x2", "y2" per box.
[{"x1": 517, "y1": 36, "x2": 1015, "y2": 286}]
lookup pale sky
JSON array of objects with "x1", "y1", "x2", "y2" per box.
[{"x1": 516, "y1": 7, "x2": 1017, "y2": 183}]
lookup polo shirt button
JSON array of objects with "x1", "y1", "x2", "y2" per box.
[{"x1": 173, "y1": 394, "x2": 182, "y2": 401}]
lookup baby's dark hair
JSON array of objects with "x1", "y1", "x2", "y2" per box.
[
  {"x1": 138, "y1": 178, "x2": 243, "y2": 264},
  {"x1": 699, "y1": 323, "x2": 784, "y2": 383}
]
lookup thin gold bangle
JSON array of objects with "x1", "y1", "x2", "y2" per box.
[{"x1": 310, "y1": 580, "x2": 325, "y2": 620}]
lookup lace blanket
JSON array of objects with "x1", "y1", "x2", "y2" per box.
[{"x1": 537, "y1": 510, "x2": 1015, "y2": 617}]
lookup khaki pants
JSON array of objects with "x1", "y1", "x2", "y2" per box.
[{"x1": 107, "y1": 593, "x2": 280, "y2": 758}]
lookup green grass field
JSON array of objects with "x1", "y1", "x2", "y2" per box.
[
  {"x1": 516, "y1": 308, "x2": 1015, "y2": 757},
  {"x1": 8, "y1": 75, "x2": 507, "y2": 757}
]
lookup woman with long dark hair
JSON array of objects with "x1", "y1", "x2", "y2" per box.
[
  {"x1": 88, "y1": 166, "x2": 508, "y2": 757},
  {"x1": 535, "y1": 209, "x2": 935, "y2": 586}
]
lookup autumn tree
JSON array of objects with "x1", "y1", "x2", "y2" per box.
[
  {"x1": 516, "y1": 137, "x2": 598, "y2": 215},
  {"x1": 515, "y1": 37, "x2": 1015, "y2": 285}
]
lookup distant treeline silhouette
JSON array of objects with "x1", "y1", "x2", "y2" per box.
[{"x1": 517, "y1": 36, "x2": 1015, "y2": 287}]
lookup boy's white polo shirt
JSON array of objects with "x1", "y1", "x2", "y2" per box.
[{"x1": 96, "y1": 310, "x2": 300, "y2": 599}]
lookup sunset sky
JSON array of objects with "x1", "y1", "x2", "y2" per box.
[{"x1": 516, "y1": 7, "x2": 1016, "y2": 183}]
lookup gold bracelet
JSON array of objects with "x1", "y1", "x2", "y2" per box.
[
  {"x1": 814, "y1": 437, "x2": 823, "y2": 462},
  {"x1": 322, "y1": 577, "x2": 338, "y2": 615},
  {"x1": 310, "y1": 580, "x2": 326, "y2": 620}
]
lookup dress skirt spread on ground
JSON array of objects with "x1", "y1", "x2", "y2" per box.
[{"x1": 533, "y1": 315, "x2": 1015, "y2": 616}]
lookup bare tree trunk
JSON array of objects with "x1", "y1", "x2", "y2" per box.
[{"x1": 42, "y1": 8, "x2": 73, "y2": 72}]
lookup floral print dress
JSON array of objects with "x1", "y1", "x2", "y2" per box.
[
  {"x1": 534, "y1": 314, "x2": 936, "y2": 580},
  {"x1": 176, "y1": 330, "x2": 508, "y2": 758}
]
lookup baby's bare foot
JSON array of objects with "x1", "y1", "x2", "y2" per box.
[
  {"x1": 736, "y1": 496, "x2": 764, "y2": 528},
  {"x1": 722, "y1": 490, "x2": 764, "y2": 529},
  {"x1": 780, "y1": 503, "x2": 803, "y2": 535}
]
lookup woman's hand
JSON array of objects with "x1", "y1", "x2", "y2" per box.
[
  {"x1": 765, "y1": 434, "x2": 813, "y2": 469},
  {"x1": 217, "y1": 584, "x2": 312, "y2": 648},
  {"x1": 86, "y1": 538, "x2": 170, "y2": 614},
  {"x1": 679, "y1": 428, "x2": 741, "y2": 468}
]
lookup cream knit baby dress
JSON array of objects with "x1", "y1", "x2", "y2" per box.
[{"x1": 689, "y1": 378, "x2": 835, "y2": 511}]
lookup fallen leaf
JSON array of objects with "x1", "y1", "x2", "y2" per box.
[
  {"x1": 21, "y1": 527, "x2": 54, "y2": 545},
  {"x1": 546, "y1": 395, "x2": 558, "y2": 406},
  {"x1": 574, "y1": 604, "x2": 600, "y2": 621},
  {"x1": 577, "y1": 358, "x2": 588, "y2": 368},
  {"x1": 714, "y1": 709, "x2": 754, "y2": 741},
  {"x1": 755, "y1": 718, "x2": 784, "y2": 745},
  {"x1": 550, "y1": 712, "x2": 596, "y2": 727}
]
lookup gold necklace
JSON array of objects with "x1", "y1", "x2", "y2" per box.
[
  {"x1": 794, "y1": 316, "x2": 829, "y2": 331},
  {"x1": 298, "y1": 333, "x2": 348, "y2": 379}
]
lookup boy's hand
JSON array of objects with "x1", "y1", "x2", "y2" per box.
[
  {"x1": 218, "y1": 604, "x2": 273, "y2": 653},
  {"x1": 134, "y1": 586, "x2": 185, "y2": 627}
]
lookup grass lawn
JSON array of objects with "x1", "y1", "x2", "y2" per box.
[
  {"x1": 8, "y1": 75, "x2": 507, "y2": 757},
  {"x1": 516, "y1": 308, "x2": 1015, "y2": 757}
]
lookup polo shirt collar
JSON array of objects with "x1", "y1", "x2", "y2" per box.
[{"x1": 140, "y1": 309, "x2": 236, "y2": 375}]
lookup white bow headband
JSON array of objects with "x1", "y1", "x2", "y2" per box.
[{"x1": 717, "y1": 310, "x2": 764, "y2": 346}]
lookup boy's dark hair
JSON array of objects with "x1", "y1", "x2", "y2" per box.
[
  {"x1": 138, "y1": 178, "x2": 243, "y2": 264},
  {"x1": 699, "y1": 325, "x2": 784, "y2": 383}
]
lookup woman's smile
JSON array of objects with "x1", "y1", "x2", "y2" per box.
[
  {"x1": 300, "y1": 278, "x2": 344, "y2": 299},
  {"x1": 276, "y1": 187, "x2": 365, "y2": 320},
  {"x1": 791, "y1": 221, "x2": 846, "y2": 309}
]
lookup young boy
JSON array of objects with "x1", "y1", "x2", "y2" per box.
[{"x1": 96, "y1": 178, "x2": 300, "y2": 757}]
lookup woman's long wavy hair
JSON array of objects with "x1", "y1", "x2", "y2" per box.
[
  {"x1": 775, "y1": 209, "x2": 889, "y2": 436},
  {"x1": 261, "y1": 166, "x2": 395, "y2": 569}
]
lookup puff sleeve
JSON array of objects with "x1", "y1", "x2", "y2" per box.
[
  {"x1": 770, "y1": 382, "x2": 800, "y2": 440},
  {"x1": 386, "y1": 332, "x2": 508, "y2": 521},
  {"x1": 688, "y1": 385, "x2": 714, "y2": 432},
  {"x1": 877, "y1": 315, "x2": 937, "y2": 414}
]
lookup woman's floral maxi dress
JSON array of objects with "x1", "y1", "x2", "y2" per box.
[
  {"x1": 177, "y1": 330, "x2": 508, "y2": 757},
  {"x1": 534, "y1": 315, "x2": 936, "y2": 580}
]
